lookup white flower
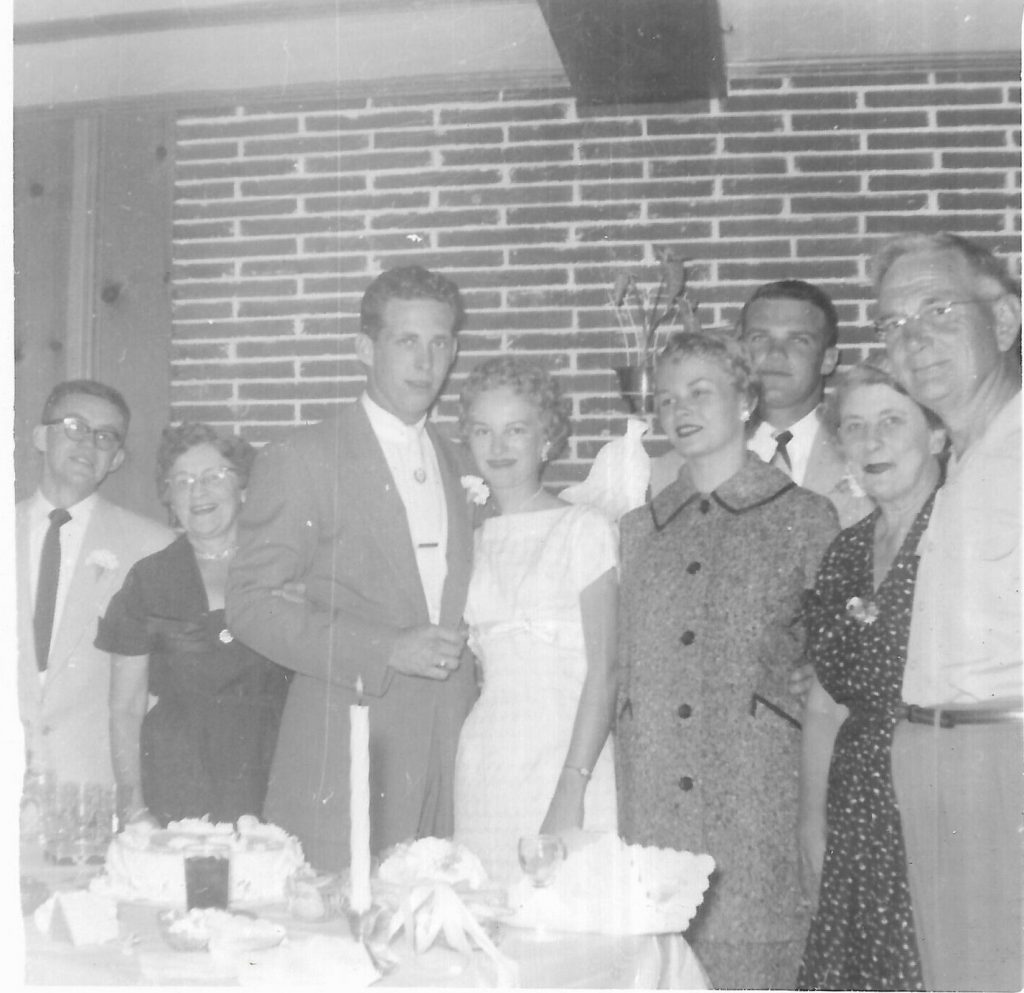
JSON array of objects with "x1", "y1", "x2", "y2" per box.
[
  {"x1": 839, "y1": 467, "x2": 867, "y2": 500},
  {"x1": 460, "y1": 475, "x2": 490, "y2": 506},
  {"x1": 86, "y1": 549, "x2": 119, "y2": 572},
  {"x1": 845, "y1": 596, "x2": 879, "y2": 625}
]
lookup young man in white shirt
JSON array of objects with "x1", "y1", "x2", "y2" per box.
[{"x1": 17, "y1": 380, "x2": 172, "y2": 784}]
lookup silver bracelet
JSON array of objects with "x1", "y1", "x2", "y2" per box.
[{"x1": 563, "y1": 765, "x2": 591, "y2": 780}]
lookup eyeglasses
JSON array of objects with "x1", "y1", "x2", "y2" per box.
[
  {"x1": 43, "y1": 415, "x2": 123, "y2": 451},
  {"x1": 165, "y1": 466, "x2": 238, "y2": 495},
  {"x1": 872, "y1": 299, "x2": 987, "y2": 342}
]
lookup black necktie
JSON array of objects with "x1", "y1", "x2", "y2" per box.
[
  {"x1": 34, "y1": 508, "x2": 72, "y2": 672},
  {"x1": 772, "y1": 430, "x2": 793, "y2": 474}
]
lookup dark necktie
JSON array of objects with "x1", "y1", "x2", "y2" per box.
[
  {"x1": 34, "y1": 508, "x2": 72, "y2": 672},
  {"x1": 772, "y1": 430, "x2": 794, "y2": 474}
]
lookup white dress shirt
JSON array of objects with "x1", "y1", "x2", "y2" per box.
[
  {"x1": 27, "y1": 489, "x2": 99, "y2": 679},
  {"x1": 901, "y1": 392, "x2": 1022, "y2": 706},
  {"x1": 748, "y1": 406, "x2": 821, "y2": 486},
  {"x1": 361, "y1": 394, "x2": 448, "y2": 625}
]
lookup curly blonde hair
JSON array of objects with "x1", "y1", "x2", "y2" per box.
[{"x1": 458, "y1": 355, "x2": 572, "y2": 460}]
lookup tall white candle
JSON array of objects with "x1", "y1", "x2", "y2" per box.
[{"x1": 349, "y1": 677, "x2": 372, "y2": 914}]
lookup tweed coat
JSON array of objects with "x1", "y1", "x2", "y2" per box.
[
  {"x1": 616, "y1": 453, "x2": 838, "y2": 946},
  {"x1": 649, "y1": 406, "x2": 873, "y2": 528}
]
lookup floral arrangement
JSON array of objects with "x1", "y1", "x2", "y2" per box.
[{"x1": 610, "y1": 248, "x2": 701, "y2": 369}]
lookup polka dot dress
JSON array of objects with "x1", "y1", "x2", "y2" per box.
[{"x1": 797, "y1": 492, "x2": 937, "y2": 991}]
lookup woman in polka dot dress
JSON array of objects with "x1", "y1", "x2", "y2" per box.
[{"x1": 797, "y1": 360, "x2": 946, "y2": 991}]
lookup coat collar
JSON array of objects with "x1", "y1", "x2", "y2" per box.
[{"x1": 650, "y1": 450, "x2": 796, "y2": 531}]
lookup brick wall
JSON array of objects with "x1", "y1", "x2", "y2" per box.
[{"x1": 170, "y1": 61, "x2": 1021, "y2": 483}]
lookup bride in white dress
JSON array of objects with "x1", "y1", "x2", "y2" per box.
[{"x1": 453, "y1": 355, "x2": 619, "y2": 886}]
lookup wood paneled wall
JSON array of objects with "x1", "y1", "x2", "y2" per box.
[{"x1": 14, "y1": 109, "x2": 175, "y2": 521}]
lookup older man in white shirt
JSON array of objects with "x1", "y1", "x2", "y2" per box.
[{"x1": 873, "y1": 232, "x2": 1022, "y2": 992}]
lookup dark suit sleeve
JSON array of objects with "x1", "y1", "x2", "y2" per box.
[{"x1": 225, "y1": 436, "x2": 398, "y2": 697}]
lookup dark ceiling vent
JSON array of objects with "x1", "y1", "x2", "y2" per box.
[{"x1": 537, "y1": 0, "x2": 727, "y2": 107}]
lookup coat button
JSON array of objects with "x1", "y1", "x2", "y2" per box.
[
  {"x1": 678, "y1": 776, "x2": 694, "y2": 791},
  {"x1": 698, "y1": 499, "x2": 711, "y2": 514},
  {"x1": 677, "y1": 703, "x2": 692, "y2": 719},
  {"x1": 686, "y1": 561, "x2": 701, "y2": 574},
  {"x1": 680, "y1": 630, "x2": 695, "y2": 645}
]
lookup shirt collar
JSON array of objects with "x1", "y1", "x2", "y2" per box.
[
  {"x1": 30, "y1": 489, "x2": 99, "y2": 528},
  {"x1": 751, "y1": 405, "x2": 821, "y2": 446},
  {"x1": 360, "y1": 392, "x2": 428, "y2": 446},
  {"x1": 650, "y1": 451, "x2": 796, "y2": 531}
]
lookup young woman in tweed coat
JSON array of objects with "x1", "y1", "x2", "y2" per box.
[{"x1": 616, "y1": 330, "x2": 838, "y2": 990}]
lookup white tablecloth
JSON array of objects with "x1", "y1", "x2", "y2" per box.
[{"x1": 21, "y1": 844, "x2": 708, "y2": 988}]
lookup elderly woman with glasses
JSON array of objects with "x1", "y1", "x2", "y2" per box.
[
  {"x1": 96, "y1": 423, "x2": 290, "y2": 827},
  {"x1": 616, "y1": 330, "x2": 838, "y2": 990},
  {"x1": 795, "y1": 358, "x2": 947, "y2": 991}
]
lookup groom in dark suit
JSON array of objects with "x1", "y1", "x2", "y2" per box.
[{"x1": 226, "y1": 266, "x2": 476, "y2": 871}]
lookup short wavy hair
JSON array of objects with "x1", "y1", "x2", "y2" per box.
[
  {"x1": 738, "y1": 279, "x2": 840, "y2": 350},
  {"x1": 458, "y1": 355, "x2": 572, "y2": 460},
  {"x1": 826, "y1": 354, "x2": 945, "y2": 434},
  {"x1": 42, "y1": 379, "x2": 131, "y2": 433},
  {"x1": 156, "y1": 422, "x2": 257, "y2": 503},
  {"x1": 870, "y1": 232, "x2": 1021, "y2": 297},
  {"x1": 656, "y1": 329, "x2": 760, "y2": 411},
  {"x1": 360, "y1": 265, "x2": 464, "y2": 340}
]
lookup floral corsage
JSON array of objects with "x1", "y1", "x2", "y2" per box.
[
  {"x1": 85, "y1": 549, "x2": 119, "y2": 573},
  {"x1": 845, "y1": 596, "x2": 879, "y2": 625},
  {"x1": 460, "y1": 475, "x2": 490, "y2": 506}
]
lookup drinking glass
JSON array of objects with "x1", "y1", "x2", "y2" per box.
[{"x1": 517, "y1": 834, "x2": 566, "y2": 888}]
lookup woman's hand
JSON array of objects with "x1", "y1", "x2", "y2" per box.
[{"x1": 539, "y1": 772, "x2": 585, "y2": 837}]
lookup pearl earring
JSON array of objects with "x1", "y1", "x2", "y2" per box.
[
  {"x1": 741, "y1": 410, "x2": 751, "y2": 423},
  {"x1": 541, "y1": 442, "x2": 552, "y2": 461}
]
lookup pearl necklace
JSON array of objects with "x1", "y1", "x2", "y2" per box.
[{"x1": 192, "y1": 543, "x2": 238, "y2": 562}]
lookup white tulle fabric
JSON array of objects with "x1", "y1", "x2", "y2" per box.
[{"x1": 454, "y1": 504, "x2": 619, "y2": 886}]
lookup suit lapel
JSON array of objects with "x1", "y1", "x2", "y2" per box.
[
  {"x1": 431, "y1": 425, "x2": 473, "y2": 628},
  {"x1": 342, "y1": 404, "x2": 429, "y2": 621},
  {"x1": 47, "y1": 499, "x2": 118, "y2": 673},
  {"x1": 803, "y1": 409, "x2": 846, "y2": 496},
  {"x1": 16, "y1": 502, "x2": 39, "y2": 687}
]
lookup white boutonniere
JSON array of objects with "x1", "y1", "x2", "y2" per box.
[
  {"x1": 845, "y1": 596, "x2": 879, "y2": 625},
  {"x1": 460, "y1": 475, "x2": 490, "y2": 506},
  {"x1": 85, "y1": 549, "x2": 119, "y2": 573}
]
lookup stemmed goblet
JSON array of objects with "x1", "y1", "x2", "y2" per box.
[{"x1": 517, "y1": 834, "x2": 566, "y2": 888}]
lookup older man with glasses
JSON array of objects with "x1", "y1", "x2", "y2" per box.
[
  {"x1": 871, "y1": 233, "x2": 1022, "y2": 992},
  {"x1": 17, "y1": 379, "x2": 172, "y2": 787}
]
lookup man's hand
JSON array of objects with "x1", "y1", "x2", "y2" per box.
[
  {"x1": 387, "y1": 624, "x2": 467, "y2": 680},
  {"x1": 788, "y1": 663, "x2": 814, "y2": 707}
]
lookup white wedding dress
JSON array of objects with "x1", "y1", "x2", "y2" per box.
[{"x1": 454, "y1": 503, "x2": 619, "y2": 886}]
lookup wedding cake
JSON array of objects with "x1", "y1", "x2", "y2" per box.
[
  {"x1": 508, "y1": 830, "x2": 715, "y2": 935},
  {"x1": 91, "y1": 815, "x2": 306, "y2": 907}
]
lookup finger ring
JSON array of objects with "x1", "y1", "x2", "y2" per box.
[{"x1": 437, "y1": 659, "x2": 446, "y2": 670}]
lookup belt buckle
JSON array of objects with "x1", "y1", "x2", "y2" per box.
[{"x1": 938, "y1": 710, "x2": 956, "y2": 729}]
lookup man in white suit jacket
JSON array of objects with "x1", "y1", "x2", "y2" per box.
[
  {"x1": 17, "y1": 380, "x2": 172, "y2": 785},
  {"x1": 651, "y1": 280, "x2": 873, "y2": 529}
]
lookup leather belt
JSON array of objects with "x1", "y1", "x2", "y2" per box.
[{"x1": 901, "y1": 703, "x2": 1024, "y2": 729}]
